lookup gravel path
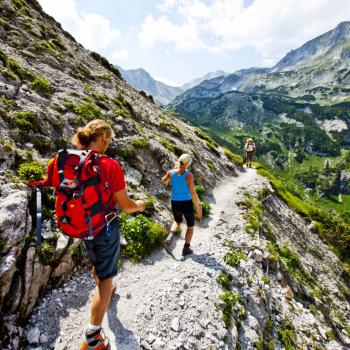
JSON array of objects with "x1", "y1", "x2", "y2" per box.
[{"x1": 26, "y1": 168, "x2": 264, "y2": 350}]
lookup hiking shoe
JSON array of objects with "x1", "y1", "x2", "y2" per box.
[
  {"x1": 182, "y1": 245, "x2": 193, "y2": 256},
  {"x1": 81, "y1": 328, "x2": 110, "y2": 350}
]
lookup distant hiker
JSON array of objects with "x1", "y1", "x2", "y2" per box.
[
  {"x1": 244, "y1": 138, "x2": 256, "y2": 168},
  {"x1": 161, "y1": 154, "x2": 202, "y2": 256},
  {"x1": 28, "y1": 119, "x2": 146, "y2": 350}
]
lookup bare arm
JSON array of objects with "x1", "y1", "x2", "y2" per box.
[
  {"x1": 114, "y1": 189, "x2": 145, "y2": 213},
  {"x1": 161, "y1": 170, "x2": 172, "y2": 185},
  {"x1": 186, "y1": 173, "x2": 202, "y2": 221}
]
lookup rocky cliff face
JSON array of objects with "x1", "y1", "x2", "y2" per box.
[{"x1": 0, "y1": 0, "x2": 238, "y2": 344}]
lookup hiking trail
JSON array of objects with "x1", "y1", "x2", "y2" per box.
[{"x1": 25, "y1": 169, "x2": 270, "y2": 350}]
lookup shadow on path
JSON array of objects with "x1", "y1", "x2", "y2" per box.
[{"x1": 107, "y1": 294, "x2": 140, "y2": 350}]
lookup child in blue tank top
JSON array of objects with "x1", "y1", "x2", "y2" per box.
[{"x1": 161, "y1": 154, "x2": 202, "y2": 256}]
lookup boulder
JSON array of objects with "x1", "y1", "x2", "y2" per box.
[
  {"x1": 0, "y1": 248, "x2": 17, "y2": 301},
  {"x1": 0, "y1": 189, "x2": 31, "y2": 247},
  {"x1": 340, "y1": 170, "x2": 350, "y2": 194}
]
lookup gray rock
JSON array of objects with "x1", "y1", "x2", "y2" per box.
[
  {"x1": 171, "y1": 317, "x2": 180, "y2": 332},
  {"x1": 39, "y1": 333, "x2": 48, "y2": 344},
  {"x1": 0, "y1": 190, "x2": 31, "y2": 246},
  {"x1": 152, "y1": 338, "x2": 165, "y2": 350},
  {"x1": 27, "y1": 327, "x2": 40, "y2": 344}
]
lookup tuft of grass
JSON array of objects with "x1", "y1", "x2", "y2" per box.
[
  {"x1": 217, "y1": 271, "x2": 232, "y2": 290},
  {"x1": 64, "y1": 99, "x2": 103, "y2": 121},
  {"x1": 160, "y1": 120, "x2": 182, "y2": 137},
  {"x1": 39, "y1": 241, "x2": 55, "y2": 265},
  {"x1": 224, "y1": 251, "x2": 247, "y2": 267},
  {"x1": 277, "y1": 319, "x2": 297, "y2": 350},
  {"x1": 132, "y1": 137, "x2": 149, "y2": 148},
  {"x1": 219, "y1": 291, "x2": 240, "y2": 327},
  {"x1": 31, "y1": 77, "x2": 50, "y2": 95},
  {"x1": 267, "y1": 243, "x2": 321, "y2": 293},
  {"x1": 159, "y1": 138, "x2": 184, "y2": 157},
  {"x1": 224, "y1": 148, "x2": 244, "y2": 166}
]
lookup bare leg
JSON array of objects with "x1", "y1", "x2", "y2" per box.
[
  {"x1": 170, "y1": 221, "x2": 181, "y2": 233},
  {"x1": 92, "y1": 266, "x2": 99, "y2": 285},
  {"x1": 92, "y1": 266, "x2": 116, "y2": 297},
  {"x1": 184, "y1": 226, "x2": 194, "y2": 244},
  {"x1": 90, "y1": 278, "x2": 113, "y2": 326}
]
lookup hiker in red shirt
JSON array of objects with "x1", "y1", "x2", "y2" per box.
[{"x1": 29, "y1": 119, "x2": 146, "y2": 350}]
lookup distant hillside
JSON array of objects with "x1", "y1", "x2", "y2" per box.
[
  {"x1": 118, "y1": 67, "x2": 183, "y2": 105},
  {"x1": 181, "y1": 70, "x2": 229, "y2": 91}
]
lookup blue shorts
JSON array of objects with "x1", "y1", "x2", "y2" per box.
[{"x1": 83, "y1": 219, "x2": 120, "y2": 280}]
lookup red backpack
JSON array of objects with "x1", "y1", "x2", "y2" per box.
[{"x1": 47, "y1": 149, "x2": 114, "y2": 239}]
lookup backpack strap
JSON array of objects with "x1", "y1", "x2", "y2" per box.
[{"x1": 57, "y1": 149, "x2": 93, "y2": 190}]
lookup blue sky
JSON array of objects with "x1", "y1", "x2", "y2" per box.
[{"x1": 39, "y1": 0, "x2": 350, "y2": 86}]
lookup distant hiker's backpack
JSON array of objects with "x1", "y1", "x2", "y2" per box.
[{"x1": 49, "y1": 149, "x2": 114, "y2": 239}]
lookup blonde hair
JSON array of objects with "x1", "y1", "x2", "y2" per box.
[
  {"x1": 177, "y1": 153, "x2": 192, "y2": 168},
  {"x1": 71, "y1": 119, "x2": 115, "y2": 148}
]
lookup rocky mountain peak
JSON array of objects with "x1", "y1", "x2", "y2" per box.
[{"x1": 273, "y1": 21, "x2": 350, "y2": 71}]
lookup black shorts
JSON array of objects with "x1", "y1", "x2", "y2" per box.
[
  {"x1": 83, "y1": 219, "x2": 120, "y2": 280},
  {"x1": 171, "y1": 200, "x2": 195, "y2": 227}
]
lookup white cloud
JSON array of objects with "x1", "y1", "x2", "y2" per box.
[
  {"x1": 110, "y1": 49, "x2": 129, "y2": 60},
  {"x1": 140, "y1": 14, "x2": 207, "y2": 51},
  {"x1": 140, "y1": 0, "x2": 350, "y2": 65},
  {"x1": 38, "y1": 0, "x2": 121, "y2": 51}
]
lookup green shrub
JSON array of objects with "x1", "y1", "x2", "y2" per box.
[
  {"x1": 75, "y1": 102, "x2": 103, "y2": 120},
  {"x1": 17, "y1": 161, "x2": 44, "y2": 181},
  {"x1": 120, "y1": 213, "x2": 167, "y2": 261},
  {"x1": 15, "y1": 111, "x2": 38, "y2": 131},
  {"x1": 224, "y1": 148, "x2": 244, "y2": 166},
  {"x1": 132, "y1": 137, "x2": 148, "y2": 148},
  {"x1": 195, "y1": 185, "x2": 206, "y2": 200},
  {"x1": 31, "y1": 77, "x2": 50, "y2": 94},
  {"x1": 195, "y1": 185, "x2": 211, "y2": 218},
  {"x1": 224, "y1": 251, "x2": 247, "y2": 267},
  {"x1": 219, "y1": 291, "x2": 240, "y2": 327},
  {"x1": 200, "y1": 199, "x2": 211, "y2": 218},
  {"x1": 217, "y1": 271, "x2": 232, "y2": 290}
]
